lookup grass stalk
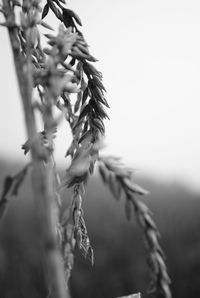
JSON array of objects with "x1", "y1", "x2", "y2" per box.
[{"x1": 4, "y1": 1, "x2": 69, "y2": 297}]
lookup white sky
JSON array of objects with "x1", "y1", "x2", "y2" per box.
[{"x1": 0, "y1": 0, "x2": 200, "y2": 191}]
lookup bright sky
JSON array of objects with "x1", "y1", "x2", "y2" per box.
[{"x1": 0, "y1": 0, "x2": 200, "y2": 191}]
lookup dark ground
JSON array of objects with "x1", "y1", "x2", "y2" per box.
[{"x1": 0, "y1": 160, "x2": 200, "y2": 298}]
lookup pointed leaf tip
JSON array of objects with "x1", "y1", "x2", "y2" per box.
[
  {"x1": 42, "y1": 3, "x2": 49, "y2": 19},
  {"x1": 63, "y1": 8, "x2": 82, "y2": 26},
  {"x1": 123, "y1": 178, "x2": 150, "y2": 195}
]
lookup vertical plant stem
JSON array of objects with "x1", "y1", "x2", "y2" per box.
[{"x1": 7, "y1": 19, "x2": 69, "y2": 298}]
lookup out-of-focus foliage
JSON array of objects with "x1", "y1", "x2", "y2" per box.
[{"x1": 0, "y1": 160, "x2": 200, "y2": 298}]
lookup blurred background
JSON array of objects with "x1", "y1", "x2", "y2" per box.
[{"x1": 1, "y1": 0, "x2": 200, "y2": 297}]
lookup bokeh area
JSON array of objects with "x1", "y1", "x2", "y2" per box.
[
  {"x1": 0, "y1": 160, "x2": 200, "y2": 298},
  {"x1": 1, "y1": 0, "x2": 200, "y2": 297}
]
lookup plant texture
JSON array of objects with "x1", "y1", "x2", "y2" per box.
[{"x1": 0, "y1": 1, "x2": 172, "y2": 298}]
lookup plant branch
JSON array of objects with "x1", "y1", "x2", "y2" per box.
[{"x1": 3, "y1": 1, "x2": 69, "y2": 297}]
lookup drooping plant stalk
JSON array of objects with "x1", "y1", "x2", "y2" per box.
[
  {"x1": 1, "y1": 1, "x2": 68, "y2": 297},
  {"x1": 0, "y1": 0, "x2": 172, "y2": 297},
  {"x1": 98, "y1": 156, "x2": 172, "y2": 298}
]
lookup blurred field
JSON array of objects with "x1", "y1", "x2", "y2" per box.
[{"x1": 0, "y1": 159, "x2": 200, "y2": 298}]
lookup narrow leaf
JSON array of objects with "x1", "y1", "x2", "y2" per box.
[
  {"x1": 12, "y1": 165, "x2": 30, "y2": 196},
  {"x1": 78, "y1": 130, "x2": 92, "y2": 145},
  {"x1": 62, "y1": 8, "x2": 82, "y2": 26},
  {"x1": 49, "y1": 1, "x2": 63, "y2": 21},
  {"x1": 1, "y1": 176, "x2": 13, "y2": 200},
  {"x1": 84, "y1": 62, "x2": 103, "y2": 79},
  {"x1": 98, "y1": 164, "x2": 109, "y2": 184},
  {"x1": 40, "y1": 20, "x2": 54, "y2": 31},
  {"x1": 62, "y1": 9, "x2": 75, "y2": 28},
  {"x1": 74, "y1": 91, "x2": 82, "y2": 113},
  {"x1": 93, "y1": 118, "x2": 105, "y2": 134},
  {"x1": 86, "y1": 55, "x2": 98, "y2": 62},
  {"x1": 108, "y1": 173, "x2": 121, "y2": 200},
  {"x1": 79, "y1": 104, "x2": 90, "y2": 120},
  {"x1": 42, "y1": 3, "x2": 49, "y2": 19},
  {"x1": 82, "y1": 87, "x2": 89, "y2": 105},
  {"x1": 144, "y1": 213, "x2": 157, "y2": 230},
  {"x1": 0, "y1": 197, "x2": 7, "y2": 220},
  {"x1": 123, "y1": 178, "x2": 149, "y2": 195}
]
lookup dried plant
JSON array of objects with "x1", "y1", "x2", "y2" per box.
[{"x1": 0, "y1": 1, "x2": 172, "y2": 298}]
